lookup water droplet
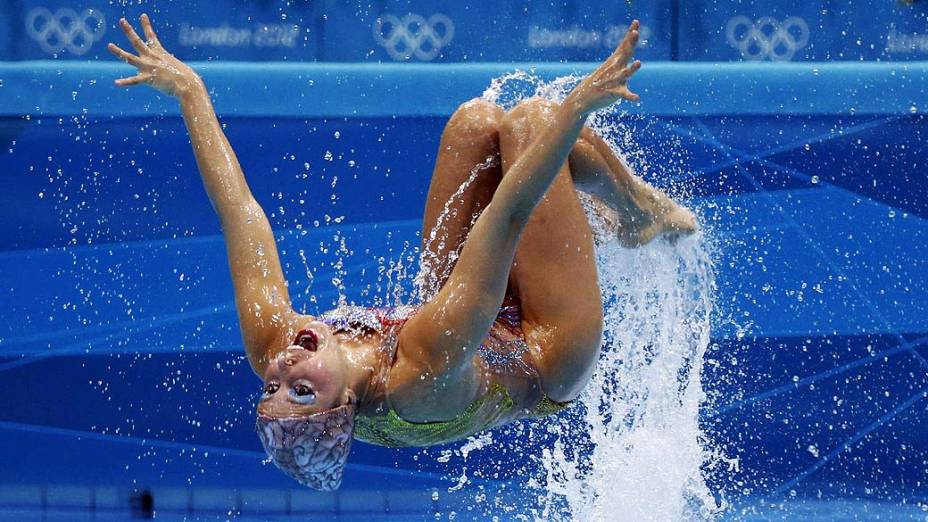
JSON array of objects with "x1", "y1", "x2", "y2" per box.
[{"x1": 810, "y1": 175, "x2": 819, "y2": 184}]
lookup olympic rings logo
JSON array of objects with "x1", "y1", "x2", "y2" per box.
[
  {"x1": 374, "y1": 13, "x2": 454, "y2": 61},
  {"x1": 725, "y1": 16, "x2": 810, "y2": 61},
  {"x1": 26, "y1": 7, "x2": 107, "y2": 56}
]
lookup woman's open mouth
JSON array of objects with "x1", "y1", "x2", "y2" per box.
[{"x1": 294, "y1": 329, "x2": 319, "y2": 351}]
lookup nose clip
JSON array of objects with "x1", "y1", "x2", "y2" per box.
[{"x1": 275, "y1": 351, "x2": 296, "y2": 369}]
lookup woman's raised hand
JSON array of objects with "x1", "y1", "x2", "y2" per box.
[
  {"x1": 570, "y1": 20, "x2": 643, "y2": 114},
  {"x1": 108, "y1": 14, "x2": 200, "y2": 97}
]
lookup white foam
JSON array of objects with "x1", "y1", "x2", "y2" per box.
[
  {"x1": 533, "y1": 223, "x2": 721, "y2": 521},
  {"x1": 479, "y1": 71, "x2": 722, "y2": 521}
]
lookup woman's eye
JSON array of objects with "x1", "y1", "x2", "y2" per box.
[
  {"x1": 263, "y1": 382, "x2": 279, "y2": 395},
  {"x1": 289, "y1": 383, "x2": 316, "y2": 404}
]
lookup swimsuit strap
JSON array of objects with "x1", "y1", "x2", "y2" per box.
[{"x1": 330, "y1": 305, "x2": 415, "y2": 409}]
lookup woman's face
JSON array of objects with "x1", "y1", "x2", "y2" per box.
[{"x1": 257, "y1": 321, "x2": 352, "y2": 418}]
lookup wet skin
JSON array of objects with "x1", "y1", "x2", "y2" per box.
[{"x1": 109, "y1": 17, "x2": 696, "y2": 426}]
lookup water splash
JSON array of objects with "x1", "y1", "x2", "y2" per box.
[
  {"x1": 482, "y1": 69, "x2": 580, "y2": 110},
  {"x1": 534, "y1": 209, "x2": 721, "y2": 521},
  {"x1": 482, "y1": 71, "x2": 723, "y2": 520}
]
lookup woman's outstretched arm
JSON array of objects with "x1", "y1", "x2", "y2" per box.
[
  {"x1": 108, "y1": 15, "x2": 297, "y2": 374},
  {"x1": 394, "y1": 22, "x2": 643, "y2": 414}
]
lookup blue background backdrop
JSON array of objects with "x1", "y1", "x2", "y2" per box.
[{"x1": 3, "y1": 0, "x2": 928, "y2": 63}]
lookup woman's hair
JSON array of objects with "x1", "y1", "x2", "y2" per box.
[{"x1": 255, "y1": 403, "x2": 356, "y2": 490}]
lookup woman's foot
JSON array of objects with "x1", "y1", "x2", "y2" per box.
[
  {"x1": 568, "y1": 133, "x2": 696, "y2": 248},
  {"x1": 611, "y1": 180, "x2": 697, "y2": 248},
  {"x1": 625, "y1": 201, "x2": 697, "y2": 247}
]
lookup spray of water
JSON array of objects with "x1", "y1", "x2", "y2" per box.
[
  {"x1": 466, "y1": 71, "x2": 721, "y2": 520},
  {"x1": 531, "y1": 204, "x2": 720, "y2": 521}
]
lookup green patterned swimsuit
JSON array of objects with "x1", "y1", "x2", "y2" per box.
[{"x1": 321, "y1": 298, "x2": 571, "y2": 448}]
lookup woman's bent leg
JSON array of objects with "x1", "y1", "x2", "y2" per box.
[
  {"x1": 499, "y1": 98, "x2": 605, "y2": 403},
  {"x1": 418, "y1": 99, "x2": 504, "y2": 298}
]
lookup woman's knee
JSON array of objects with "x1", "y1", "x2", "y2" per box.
[
  {"x1": 501, "y1": 98, "x2": 559, "y2": 144},
  {"x1": 509, "y1": 97, "x2": 559, "y2": 118},
  {"x1": 446, "y1": 98, "x2": 503, "y2": 138}
]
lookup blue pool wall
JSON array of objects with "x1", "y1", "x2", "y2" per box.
[{"x1": 1, "y1": 58, "x2": 928, "y2": 512}]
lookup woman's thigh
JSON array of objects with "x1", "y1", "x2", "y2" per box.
[
  {"x1": 499, "y1": 98, "x2": 604, "y2": 402},
  {"x1": 418, "y1": 98, "x2": 503, "y2": 299}
]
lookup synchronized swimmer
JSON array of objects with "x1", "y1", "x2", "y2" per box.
[{"x1": 109, "y1": 15, "x2": 696, "y2": 490}]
